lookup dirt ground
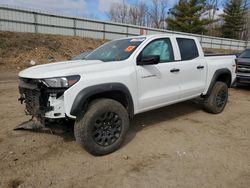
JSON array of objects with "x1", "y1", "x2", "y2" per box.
[
  {"x1": 0, "y1": 32, "x2": 106, "y2": 69},
  {"x1": 0, "y1": 68, "x2": 250, "y2": 188}
]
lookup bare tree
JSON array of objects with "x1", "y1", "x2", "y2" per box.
[
  {"x1": 107, "y1": 4, "x2": 118, "y2": 22},
  {"x1": 148, "y1": 0, "x2": 168, "y2": 28},
  {"x1": 107, "y1": 1, "x2": 149, "y2": 26},
  {"x1": 129, "y1": 5, "x2": 139, "y2": 25},
  {"x1": 137, "y1": 2, "x2": 149, "y2": 26},
  {"x1": 106, "y1": 0, "x2": 169, "y2": 28},
  {"x1": 107, "y1": 0, "x2": 128, "y2": 24},
  {"x1": 241, "y1": 9, "x2": 250, "y2": 40},
  {"x1": 120, "y1": 0, "x2": 128, "y2": 23},
  {"x1": 206, "y1": 0, "x2": 219, "y2": 21},
  {"x1": 127, "y1": 1, "x2": 149, "y2": 26},
  {"x1": 239, "y1": 0, "x2": 250, "y2": 40}
]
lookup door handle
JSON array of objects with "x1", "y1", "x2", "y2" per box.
[
  {"x1": 170, "y1": 68, "x2": 180, "y2": 73},
  {"x1": 197, "y1": 65, "x2": 204, "y2": 69}
]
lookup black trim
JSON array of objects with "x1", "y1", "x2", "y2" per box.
[
  {"x1": 70, "y1": 83, "x2": 134, "y2": 118},
  {"x1": 170, "y1": 68, "x2": 180, "y2": 73},
  {"x1": 197, "y1": 65, "x2": 204, "y2": 69},
  {"x1": 204, "y1": 53, "x2": 237, "y2": 57},
  {"x1": 206, "y1": 68, "x2": 232, "y2": 95}
]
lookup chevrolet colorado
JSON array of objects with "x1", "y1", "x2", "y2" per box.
[{"x1": 18, "y1": 34, "x2": 236, "y2": 155}]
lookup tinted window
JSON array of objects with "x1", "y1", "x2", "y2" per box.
[
  {"x1": 177, "y1": 38, "x2": 199, "y2": 60},
  {"x1": 239, "y1": 49, "x2": 250, "y2": 58},
  {"x1": 141, "y1": 38, "x2": 174, "y2": 62}
]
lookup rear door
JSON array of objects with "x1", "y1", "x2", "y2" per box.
[{"x1": 176, "y1": 38, "x2": 207, "y2": 99}]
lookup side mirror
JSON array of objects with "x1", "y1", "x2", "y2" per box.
[{"x1": 137, "y1": 55, "x2": 160, "y2": 66}]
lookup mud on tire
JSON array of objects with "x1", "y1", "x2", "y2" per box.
[
  {"x1": 203, "y1": 81, "x2": 228, "y2": 114},
  {"x1": 74, "y1": 99, "x2": 129, "y2": 155}
]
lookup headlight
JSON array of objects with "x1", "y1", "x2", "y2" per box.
[{"x1": 43, "y1": 75, "x2": 80, "y2": 88}]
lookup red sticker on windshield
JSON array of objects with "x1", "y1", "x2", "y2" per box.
[{"x1": 124, "y1": 45, "x2": 136, "y2": 52}]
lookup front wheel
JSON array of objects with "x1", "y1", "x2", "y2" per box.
[
  {"x1": 203, "y1": 81, "x2": 228, "y2": 114},
  {"x1": 74, "y1": 99, "x2": 129, "y2": 155}
]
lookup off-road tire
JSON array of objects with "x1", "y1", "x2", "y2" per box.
[
  {"x1": 74, "y1": 99, "x2": 129, "y2": 155},
  {"x1": 203, "y1": 81, "x2": 228, "y2": 114}
]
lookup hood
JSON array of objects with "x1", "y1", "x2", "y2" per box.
[
  {"x1": 18, "y1": 60, "x2": 104, "y2": 79},
  {"x1": 237, "y1": 58, "x2": 250, "y2": 65}
]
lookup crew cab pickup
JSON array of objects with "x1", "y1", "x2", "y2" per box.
[{"x1": 18, "y1": 34, "x2": 236, "y2": 155}]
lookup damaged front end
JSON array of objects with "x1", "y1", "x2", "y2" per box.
[{"x1": 16, "y1": 75, "x2": 80, "y2": 130}]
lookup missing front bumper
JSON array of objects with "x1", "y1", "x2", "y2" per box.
[{"x1": 18, "y1": 77, "x2": 67, "y2": 127}]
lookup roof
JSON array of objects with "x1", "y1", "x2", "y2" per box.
[{"x1": 117, "y1": 33, "x2": 198, "y2": 41}]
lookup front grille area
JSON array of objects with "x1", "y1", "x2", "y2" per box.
[
  {"x1": 21, "y1": 88, "x2": 42, "y2": 115},
  {"x1": 19, "y1": 77, "x2": 51, "y2": 118},
  {"x1": 19, "y1": 77, "x2": 66, "y2": 118},
  {"x1": 238, "y1": 63, "x2": 250, "y2": 74}
]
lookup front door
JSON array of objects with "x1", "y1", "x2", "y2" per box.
[{"x1": 136, "y1": 38, "x2": 181, "y2": 111}]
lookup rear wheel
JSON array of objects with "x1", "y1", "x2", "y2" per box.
[
  {"x1": 74, "y1": 99, "x2": 129, "y2": 155},
  {"x1": 203, "y1": 81, "x2": 228, "y2": 114}
]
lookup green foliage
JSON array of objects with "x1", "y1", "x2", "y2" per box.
[
  {"x1": 167, "y1": 0, "x2": 212, "y2": 34},
  {"x1": 221, "y1": 0, "x2": 248, "y2": 39}
]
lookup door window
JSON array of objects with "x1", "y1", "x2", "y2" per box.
[
  {"x1": 177, "y1": 38, "x2": 199, "y2": 60},
  {"x1": 141, "y1": 38, "x2": 174, "y2": 62}
]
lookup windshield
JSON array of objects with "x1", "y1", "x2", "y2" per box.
[
  {"x1": 85, "y1": 38, "x2": 145, "y2": 62},
  {"x1": 239, "y1": 49, "x2": 250, "y2": 58},
  {"x1": 71, "y1": 51, "x2": 92, "y2": 60}
]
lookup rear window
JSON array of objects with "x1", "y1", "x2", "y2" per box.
[{"x1": 177, "y1": 38, "x2": 199, "y2": 60}]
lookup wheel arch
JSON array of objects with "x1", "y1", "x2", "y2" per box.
[
  {"x1": 70, "y1": 83, "x2": 134, "y2": 118},
  {"x1": 206, "y1": 68, "x2": 232, "y2": 96}
]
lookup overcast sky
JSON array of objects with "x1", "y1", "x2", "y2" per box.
[{"x1": 0, "y1": 0, "x2": 179, "y2": 20}]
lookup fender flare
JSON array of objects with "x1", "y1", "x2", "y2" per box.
[
  {"x1": 206, "y1": 68, "x2": 232, "y2": 96},
  {"x1": 70, "y1": 83, "x2": 134, "y2": 117}
]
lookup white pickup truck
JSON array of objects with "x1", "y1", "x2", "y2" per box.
[{"x1": 18, "y1": 34, "x2": 236, "y2": 155}]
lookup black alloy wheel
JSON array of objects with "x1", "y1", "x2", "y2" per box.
[
  {"x1": 216, "y1": 90, "x2": 227, "y2": 108},
  {"x1": 92, "y1": 112, "x2": 122, "y2": 146},
  {"x1": 74, "y1": 99, "x2": 129, "y2": 155}
]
